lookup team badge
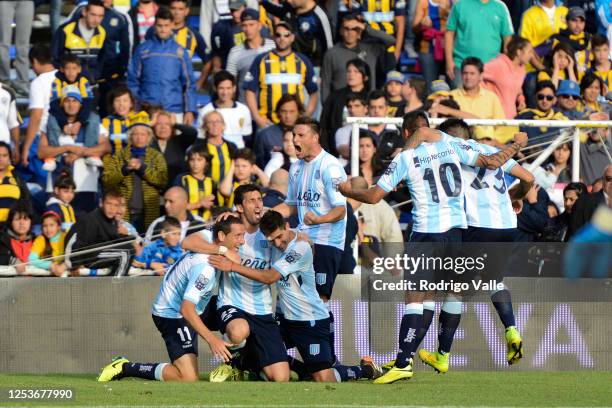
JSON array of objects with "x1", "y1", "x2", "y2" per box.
[
  {"x1": 301, "y1": 21, "x2": 310, "y2": 32},
  {"x1": 309, "y1": 344, "x2": 320, "y2": 356},
  {"x1": 7, "y1": 177, "x2": 16, "y2": 185},
  {"x1": 331, "y1": 177, "x2": 343, "y2": 191},
  {"x1": 194, "y1": 273, "x2": 209, "y2": 290},
  {"x1": 167, "y1": 257, "x2": 175, "y2": 265},
  {"x1": 110, "y1": 18, "x2": 118, "y2": 27},
  {"x1": 280, "y1": 61, "x2": 287, "y2": 71},
  {"x1": 316, "y1": 273, "x2": 326, "y2": 285},
  {"x1": 284, "y1": 250, "x2": 301, "y2": 264}
]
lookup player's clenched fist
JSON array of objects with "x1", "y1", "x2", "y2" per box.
[
  {"x1": 513, "y1": 132, "x2": 528, "y2": 148},
  {"x1": 303, "y1": 211, "x2": 320, "y2": 225}
]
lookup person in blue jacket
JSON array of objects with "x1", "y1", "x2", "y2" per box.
[
  {"x1": 132, "y1": 216, "x2": 184, "y2": 275},
  {"x1": 128, "y1": 7, "x2": 197, "y2": 125}
]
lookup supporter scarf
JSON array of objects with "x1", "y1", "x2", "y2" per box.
[{"x1": 130, "y1": 146, "x2": 147, "y2": 159}]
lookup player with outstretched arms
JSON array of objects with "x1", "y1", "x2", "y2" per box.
[
  {"x1": 96, "y1": 216, "x2": 243, "y2": 382},
  {"x1": 338, "y1": 111, "x2": 528, "y2": 384}
]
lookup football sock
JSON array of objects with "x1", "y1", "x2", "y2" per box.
[
  {"x1": 490, "y1": 287, "x2": 516, "y2": 329},
  {"x1": 412, "y1": 300, "x2": 435, "y2": 357},
  {"x1": 395, "y1": 303, "x2": 423, "y2": 368},
  {"x1": 328, "y1": 309, "x2": 337, "y2": 365},
  {"x1": 438, "y1": 296, "x2": 462, "y2": 355},
  {"x1": 333, "y1": 364, "x2": 363, "y2": 381},
  {"x1": 122, "y1": 362, "x2": 165, "y2": 381},
  {"x1": 287, "y1": 355, "x2": 307, "y2": 380}
]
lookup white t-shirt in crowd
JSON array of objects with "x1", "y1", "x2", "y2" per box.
[
  {"x1": 0, "y1": 84, "x2": 20, "y2": 145},
  {"x1": 28, "y1": 69, "x2": 57, "y2": 134},
  {"x1": 541, "y1": 5, "x2": 556, "y2": 27},
  {"x1": 197, "y1": 101, "x2": 252, "y2": 148}
]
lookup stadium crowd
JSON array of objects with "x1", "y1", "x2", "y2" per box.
[{"x1": 0, "y1": 0, "x2": 610, "y2": 278}]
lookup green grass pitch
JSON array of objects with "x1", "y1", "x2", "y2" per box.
[{"x1": 1, "y1": 372, "x2": 611, "y2": 407}]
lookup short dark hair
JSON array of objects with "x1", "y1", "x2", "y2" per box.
[
  {"x1": 259, "y1": 210, "x2": 286, "y2": 236},
  {"x1": 367, "y1": 89, "x2": 387, "y2": 106},
  {"x1": 233, "y1": 183, "x2": 262, "y2": 206},
  {"x1": 275, "y1": 93, "x2": 304, "y2": 115},
  {"x1": 340, "y1": 12, "x2": 361, "y2": 25},
  {"x1": 156, "y1": 6, "x2": 173, "y2": 21},
  {"x1": 102, "y1": 189, "x2": 124, "y2": 201},
  {"x1": 580, "y1": 72, "x2": 605, "y2": 96},
  {"x1": 592, "y1": 34, "x2": 609, "y2": 49},
  {"x1": 346, "y1": 93, "x2": 367, "y2": 107},
  {"x1": 213, "y1": 215, "x2": 243, "y2": 240},
  {"x1": 170, "y1": 0, "x2": 191, "y2": 6},
  {"x1": 461, "y1": 57, "x2": 484, "y2": 73},
  {"x1": 563, "y1": 182, "x2": 587, "y2": 197},
  {"x1": 346, "y1": 58, "x2": 371, "y2": 90},
  {"x1": 0, "y1": 141, "x2": 12, "y2": 158},
  {"x1": 161, "y1": 216, "x2": 181, "y2": 231},
  {"x1": 29, "y1": 44, "x2": 52, "y2": 65},
  {"x1": 235, "y1": 148, "x2": 256, "y2": 164},
  {"x1": 186, "y1": 144, "x2": 212, "y2": 162},
  {"x1": 408, "y1": 76, "x2": 427, "y2": 102},
  {"x1": 438, "y1": 118, "x2": 471, "y2": 139},
  {"x1": 107, "y1": 85, "x2": 134, "y2": 115},
  {"x1": 402, "y1": 110, "x2": 429, "y2": 135},
  {"x1": 86, "y1": 0, "x2": 105, "y2": 9},
  {"x1": 294, "y1": 116, "x2": 321, "y2": 137},
  {"x1": 7, "y1": 200, "x2": 33, "y2": 231},
  {"x1": 60, "y1": 54, "x2": 81, "y2": 68},
  {"x1": 54, "y1": 172, "x2": 76, "y2": 190},
  {"x1": 536, "y1": 80, "x2": 556, "y2": 94},
  {"x1": 214, "y1": 70, "x2": 236, "y2": 88}
]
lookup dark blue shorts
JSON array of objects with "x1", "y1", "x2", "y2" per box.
[
  {"x1": 217, "y1": 305, "x2": 287, "y2": 368},
  {"x1": 462, "y1": 227, "x2": 519, "y2": 243},
  {"x1": 277, "y1": 315, "x2": 334, "y2": 373},
  {"x1": 152, "y1": 297, "x2": 218, "y2": 362},
  {"x1": 313, "y1": 244, "x2": 342, "y2": 298},
  {"x1": 406, "y1": 228, "x2": 463, "y2": 283},
  {"x1": 463, "y1": 227, "x2": 520, "y2": 280}
]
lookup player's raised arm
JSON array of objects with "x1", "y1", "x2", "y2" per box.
[
  {"x1": 474, "y1": 133, "x2": 528, "y2": 170},
  {"x1": 180, "y1": 300, "x2": 232, "y2": 362},
  {"x1": 209, "y1": 255, "x2": 282, "y2": 284},
  {"x1": 338, "y1": 182, "x2": 388, "y2": 204},
  {"x1": 508, "y1": 164, "x2": 535, "y2": 202}
]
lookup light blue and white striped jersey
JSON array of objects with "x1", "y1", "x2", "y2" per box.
[
  {"x1": 271, "y1": 236, "x2": 329, "y2": 322},
  {"x1": 461, "y1": 139, "x2": 518, "y2": 229},
  {"x1": 377, "y1": 132, "x2": 480, "y2": 233},
  {"x1": 286, "y1": 150, "x2": 347, "y2": 249},
  {"x1": 151, "y1": 252, "x2": 219, "y2": 319},
  {"x1": 217, "y1": 229, "x2": 273, "y2": 315}
]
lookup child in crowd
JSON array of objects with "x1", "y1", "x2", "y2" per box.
[
  {"x1": 0, "y1": 201, "x2": 34, "y2": 275},
  {"x1": 101, "y1": 86, "x2": 136, "y2": 156},
  {"x1": 131, "y1": 217, "x2": 183, "y2": 275},
  {"x1": 174, "y1": 144, "x2": 217, "y2": 221},
  {"x1": 219, "y1": 148, "x2": 269, "y2": 208},
  {"x1": 28, "y1": 211, "x2": 67, "y2": 277},
  {"x1": 45, "y1": 171, "x2": 77, "y2": 232},
  {"x1": 384, "y1": 71, "x2": 405, "y2": 117},
  {"x1": 590, "y1": 34, "x2": 612, "y2": 90}
]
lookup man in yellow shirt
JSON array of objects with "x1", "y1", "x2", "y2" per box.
[
  {"x1": 430, "y1": 57, "x2": 508, "y2": 142},
  {"x1": 519, "y1": 0, "x2": 568, "y2": 68}
]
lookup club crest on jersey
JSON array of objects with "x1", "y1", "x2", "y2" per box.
[
  {"x1": 385, "y1": 161, "x2": 397, "y2": 174},
  {"x1": 195, "y1": 274, "x2": 209, "y2": 290},
  {"x1": 309, "y1": 344, "x2": 320, "y2": 356},
  {"x1": 284, "y1": 250, "x2": 301, "y2": 264},
  {"x1": 332, "y1": 177, "x2": 343, "y2": 191}
]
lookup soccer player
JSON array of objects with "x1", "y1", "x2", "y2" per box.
[
  {"x1": 182, "y1": 184, "x2": 290, "y2": 382},
  {"x1": 210, "y1": 210, "x2": 382, "y2": 382},
  {"x1": 338, "y1": 111, "x2": 528, "y2": 384},
  {"x1": 97, "y1": 216, "x2": 244, "y2": 382},
  {"x1": 273, "y1": 116, "x2": 347, "y2": 363}
]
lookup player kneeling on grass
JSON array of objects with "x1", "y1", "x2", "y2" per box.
[
  {"x1": 210, "y1": 210, "x2": 382, "y2": 382},
  {"x1": 97, "y1": 216, "x2": 246, "y2": 382}
]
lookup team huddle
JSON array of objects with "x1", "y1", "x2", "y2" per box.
[{"x1": 97, "y1": 112, "x2": 533, "y2": 384}]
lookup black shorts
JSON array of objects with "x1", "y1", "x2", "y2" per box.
[
  {"x1": 462, "y1": 226, "x2": 518, "y2": 243},
  {"x1": 313, "y1": 244, "x2": 342, "y2": 298},
  {"x1": 277, "y1": 315, "x2": 334, "y2": 373},
  {"x1": 463, "y1": 226, "x2": 520, "y2": 281},
  {"x1": 406, "y1": 228, "x2": 463, "y2": 284},
  {"x1": 152, "y1": 297, "x2": 218, "y2": 362},
  {"x1": 217, "y1": 305, "x2": 287, "y2": 368}
]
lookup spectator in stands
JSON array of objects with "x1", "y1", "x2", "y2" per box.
[
  {"x1": 226, "y1": 8, "x2": 275, "y2": 103},
  {"x1": 243, "y1": 20, "x2": 318, "y2": 128},
  {"x1": 517, "y1": 185, "x2": 551, "y2": 241},
  {"x1": 579, "y1": 121, "x2": 612, "y2": 185},
  {"x1": 0, "y1": 142, "x2": 29, "y2": 224},
  {"x1": 101, "y1": 86, "x2": 135, "y2": 157},
  {"x1": 261, "y1": 0, "x2": 334, "y2": 69},
  {"x1": 0, "y1": 84, "x2": 21, "y2": 162},
  {"x1": 253, "y1": 93, "x2": 302, "y2": 169},
  {"x1": 365, "y1": 90, "x2": 403, "y2": 164},
  {"x1": 150, "y1": 110, "x2": 197, "y2": 185},
  {"x1": 0, "y1": 0, "x2": 34, "y2": 96},
  {"x1": 567, "y1": 165, "x2": 611, "y2": 238},
  {"x1": 197, "y1": 70, "x2": 252, "y2": 148},
  {"x1": 395, "y1": 76, "x2": 426, "y2": 117},
  {"x1": 51, "y1": 0, "x2": 106, "y2": 82},
  {"x1": 128, "y1": 0, "x2": 159, "y2": 51},
  {"x1": 445, "y1": 0, "x2": 514, "y2": 86},
  {"x1": 519, "y1": 0, "x2": 568, "y2": 70},
  {"x1": 538, "y1": 42, "x2": 580, "y2": 91},
  {"x1": 556, "y1": 80, "x2": 584, "y2": 119},
  {"x1": 201, "y1": 110, "x2": 238, "y2": 185},
  {"x1": 28, "y1": 211, "x2": 67, "y2": 277},
  {"x1": 320, "y1": 58, "x2": 371, "y2": 151},
  {"x1": 516, "y1": 81, "x2": 567, "y2": 139},
  {"x1": 385, "y1": 71, "x2": 405, "y2": 116},
  {"x1": 145, "y1": 186, "x2": 206, "y2": 244},
  {"x1": 264, "y1": 129, "x2": 298, "y2": 177},
  {"x1": 543, "y1": 142, "x2": 573, "y2": 184},
  {"x1": 320, "y1": 12, "x2": 395, "y2": 101},
  {"x1": 21, "y1": 45, "x2": 57, "y2": 168},
  {"x1": 412, "y1": 0, "x2": 451, "y2": 92},
  {"x1": 350, "y1": 133, "x2": 385, "y2": 186},
  {"x1": 145, "y1": 0, "x2": 212, "y2": 90},
  {"x1": 0, "y1": 201, "x2": 34, "y2": 274},
  {"x1": 550, "y1": 182, "x2": 588, "y2": 241},
  {"x1": 132, "y1": 216, "x2": 182, "y2": 275},
  {"x1": 581, "y1": 72, "x2": 608, "y2": 113},
  {"x1": 590, "y1": 34, "x2": 612, "y2": 88},
  {"x1": 64, "y1": 189, "x2": 136, "y2": 277},
  {"x1": 128, "y1": 7, "x2": 197, "y2": 124},
  {"x1": 102, "y1": 112, "x2": 168, "y2": 232},
  {"x1": 219, "y1": 148, "x2": 269, "y2": 207},
  {"x1": 553, "y1": 7, "x2": 592, "y2": 79},
  {"x1": 45, "y1": 171, "x2": 77, "y2": 232},
  {"x1": 567, "y1": 0, "x2": 599, "y2": 35},
  {"x1": 483, "y1": 36, "x2": 533, "y2": 119},
  {"x1": 174, "y1": 144, "x2": 217, "y2": 221},
  {"x1": 335, "y1": 94, "x2": 369, "y2": 165},
  {"x1": 71, "y1": 0, "x2": 131, "y2": 117},
  {"x1": 210, "y1": 0, "x2": 248, "y2": 70}
]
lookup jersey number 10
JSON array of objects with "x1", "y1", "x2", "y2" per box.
[{"x1": 422, "y1": 163, "x2": 462, "y2": 204}]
